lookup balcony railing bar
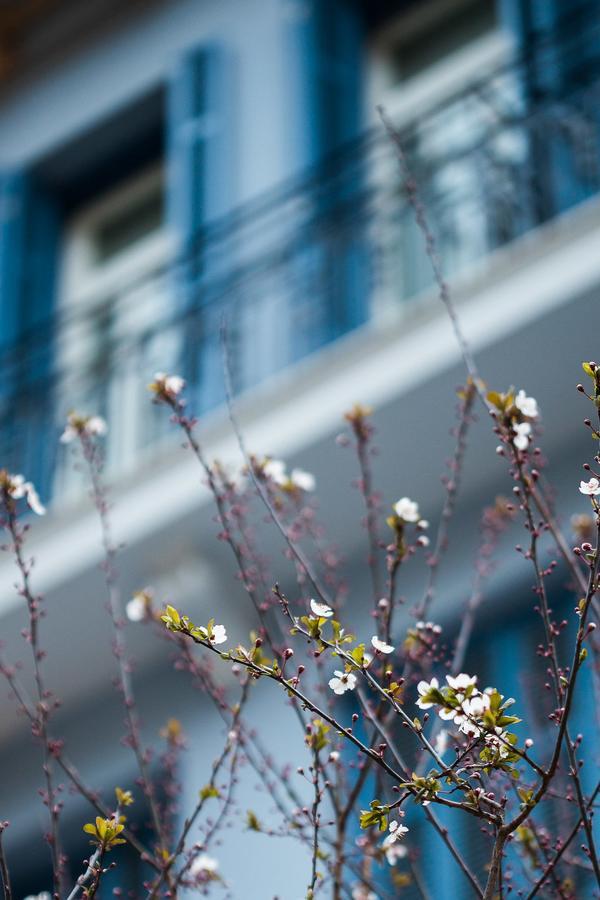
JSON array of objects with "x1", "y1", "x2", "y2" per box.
[{"x1": 3, "y1": 45, "x2": 600, "y2": 382}]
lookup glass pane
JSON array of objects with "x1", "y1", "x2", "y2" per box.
[{"x1": 95, "y1": 186, "x2": 164, "y2": 261}]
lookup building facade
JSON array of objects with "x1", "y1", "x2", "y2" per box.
[{"x1": 1, "y1": 0, "x2": 600, "y2": 896}]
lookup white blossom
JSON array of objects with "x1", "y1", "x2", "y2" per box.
[
  {"x1": 384, "y1": 841, "x2": 408, "y2": 865},
  {"x1": 310, "y1": 598, "x2": 333, "y2": 618},
  {"x1": 23, "y1": 894, "x2": 52, "y2": 900},
  {"x1": 417, "y1": 519, "x2": 429, "y2": 529},
  {"x1": 153, "y1": 372, "x2": 185, "y2": 396},
  {"x1": 512, "y1": 421, "x2": 532, "y2": 451},
  {"x1": 25, "y1": 484, "x2": 45, "y2": 516},
  {"x1": 438, "y1": 705, "x2": 459, "y2": 722},
  {"x1": 290, "y1": 468, "x2": 316, "y2": 491},
  {"x1": 60, "y1": 425, "x2": 77, "y2": 444},
  {"x1": 383, "y1": 820, "x2": 409, "y2": 850},
  {"x1": 393, "y1": 497, "x2": 420, "y2": 522},
  {"x1": 210, "y1": 624, "x2": 227, "y2": 645},
  {"x1": 515, "y1": 389, "x2": 539, "y2": 419},
  {"x1": 416, "y1": 677, "x2": 439, "y2": 709},
  {"x1": 461, "y1": 693, "x2": 490, "y2": 718},
  {"x1": 263, "y1": 458, "x2": 287, "y2": 485},
  {"x1": 126, "y1": 595, "x2": 147, "y2": 622},
  {"x1": 197, "y1": 623, "x2": 228, "y2": 645},
  {"x1": 88, "y1": 416, "x2": 107, "y2": 436},
  {"x1": 579, "y1": 477, "x2": 600, "y2": 496},
  {"x1": 5, "y1": 473, "x2": 46, "y2": 516},
  {"x1": 484, "y1": 728, "x2": 512, "y2": 759},
  {"x1": 328, "y1": 670, "x2": 357, "y2": 695},
  {"x1": 446, "y1": 673, "x2": 477, "y2": 693},
  {"x1": 60, "y1": 413, "x2": 108, "y2": 444},
  {"x1": 417, "y1": 535, "x2": 430, "y2": 547},
  {"x1": 351, "y1": 886, "x2": 377, "y2": 900},
  {"x1": 190, "y1": 853, "x2": 218, "y2": 877},
  {"x1": 371, "y1": 636, "x2": 394, "y2": 654},
  {"x1": 456, "y1": 693, "x2": 491, "y2": 738}
]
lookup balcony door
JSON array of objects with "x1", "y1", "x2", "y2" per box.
[{"x1": 368, "y1": 0, "x2": 527, "y2": 308}]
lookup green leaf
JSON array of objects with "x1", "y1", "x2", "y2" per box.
[
  {"x1": 246, "y1": 810, "x2": 262, "y2": 832},
  {"x1": 200, "y1": 784, "x2": 221, "y2": 800},
  {"x1": 348, "y1": 644, "x2": 366, "y2": 668},
  {"x1": 359, "y1": 800, "x2": 389, "y2": 832},
  {"x1": 487, "y1": 391, "x2": 505, "y2": 410}
]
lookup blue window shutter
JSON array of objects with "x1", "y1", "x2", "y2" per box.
[
  {"x1": 290, "y1": 0, "x2": 364, "y2": 168},
  {"x1": 166, "y1": 42, "x2": 236, "y2": 412},
  {"x1": 0, "y1": 171, "x2": 60, "y2": 497},
  {"x1": 287, "y1": 1, "x2": 368, "y2": 346},
  {"x1": 167, "y1": 42, "x2": 236, "y2": 248},
  {"x1": 0, "y1": 172, "x2": 59, "y2": 356},
  {"x1": 0, "y1": 172, "x2": 27, "y2": 349}
]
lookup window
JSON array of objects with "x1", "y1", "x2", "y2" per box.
[
  {"x1": 386, "y1": 0, "x2": 497, "y2": 85},
  {"x1": 367, "y1": 0, "x2": 523, "y2": 308},
  {"x1": 61, "y1": 164, "x2": 166, "y2": 294},
  {"x1": 95, "y1": 177, "x2": 164, "y2": 263}
]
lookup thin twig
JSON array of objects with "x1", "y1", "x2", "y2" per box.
[{"x1": 0, "y1": 823, "x2": 13, "y2": 900}]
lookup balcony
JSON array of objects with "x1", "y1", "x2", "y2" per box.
[{"x1": 2, "y1": 43, "x2": 600, "y2": 502}]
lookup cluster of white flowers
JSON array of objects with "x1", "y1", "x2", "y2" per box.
[
  {"x1": 415, "y1": 620, "x2": 442, "y2": 635},
  {"x1": 23, "y1": 894, "x2": 52, "y2": 900},
  {"x1": 328, "y1": 670, "x2": 357, "y2": 695},
  {"x1": 262, "y1": 458, "x2": 316, "y2": 492},
  {"x1": 1, "y1": 472, "x2": 46, "y2": 516},
  {"x1": 580, "y1": 477, "x2": 600, "y2": 496},
  {"x1": 60, "y1": 413, "x2": 107, "y2": 444},
  {"x1": 512, "y1": 389, "x2": 539, "y2": 451},
  {"x1": 417, "y1": 673, "x2": 495, "y2": 739},
  {"x1": 483, "y1": 727, "x2": 514, "y2": 760},
  {"x1": 453, "y1": 692, "x2": 491, "y2": 739}
]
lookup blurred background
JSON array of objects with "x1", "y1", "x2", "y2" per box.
[{"x1": 1, "y1": 0, "x2": 600, "y2": 896}]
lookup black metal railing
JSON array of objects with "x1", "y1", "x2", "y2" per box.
[{"x1": 3, "y1": 40, "x2": 600, "y2": 500}]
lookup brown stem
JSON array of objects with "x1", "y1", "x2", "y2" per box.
[
  {"x1": 0, "y1": 824, "x2": 12, "y2": 900},
  {"x1": 3, "y1": 505, "x2": 63, "y2": 894},
  {"x1": 483, "y1": 831, "x2": 506, "y2": 900},
  {"x1": 416, "y1": 381, "x2": 476, "y2": 621},
  {"x1": 79, "y1": 435, "x2": 167, "y2": 860},
  {"x1": 526, "y1": 778, "x2": 600, "y2": 898}
]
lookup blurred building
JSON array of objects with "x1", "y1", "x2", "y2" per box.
[{"x1": 1, "y1": 0, "x2": 600, "y2": 896}]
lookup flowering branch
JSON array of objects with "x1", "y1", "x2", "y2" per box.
[{"x1": 0, "y1": 473, "x2": 63, "y2": 895}]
